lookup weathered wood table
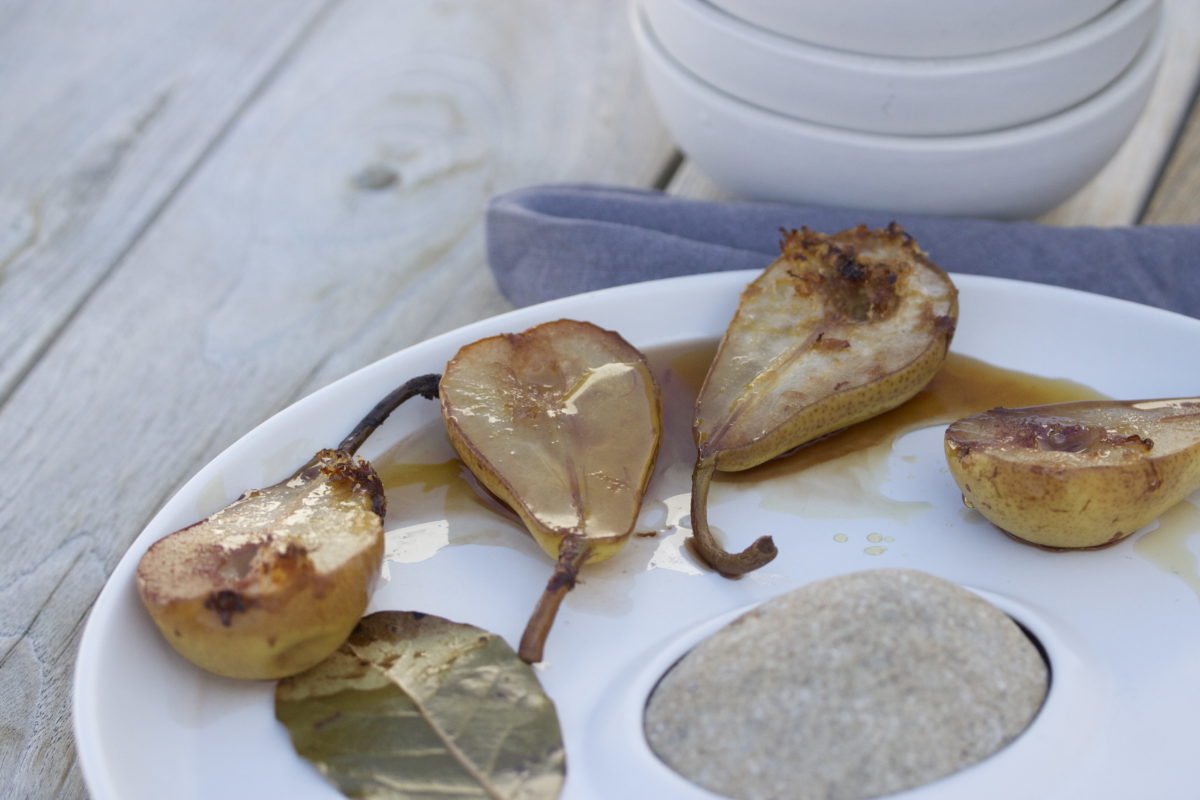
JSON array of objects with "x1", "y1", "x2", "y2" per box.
[{"x1": 2, "y1": 1, "x2": 1198, "y2": 796}]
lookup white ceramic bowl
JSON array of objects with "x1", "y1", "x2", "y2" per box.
[
  {"x1": 645, "y1": 0, "x2": 1160, "y2": 135},
  {"x1": 632, "y1": 3, "x2": 1165, "y2": 219},
  {"x1": 709, "y1": 0, "x2": 1122, "y2": 58}
]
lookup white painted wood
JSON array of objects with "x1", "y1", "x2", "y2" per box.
[
  {"x1": 0, "y1": 0, "x2": 333, "y2": 403},
  {"x1": 666, "y1": 160, "x2": 735, "y2": 202},
  {"x1": 1040, "y1": 0, "x2": 1200, "y2": 225},
  {"x1": 1144, "y1": 96, "x2": 1200, "y2": 224},
  {"x1": 0, "y1": 2, "x2": 675, "y2": 798},
  {"x1": 0, "y1": 3, "x2": 334, "y2": 797}
]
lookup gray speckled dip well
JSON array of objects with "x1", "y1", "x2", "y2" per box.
[{"x1": 644, "y1": 569, "x2": 1048, "y2": 800}]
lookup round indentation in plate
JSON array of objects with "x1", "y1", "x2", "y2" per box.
[
  {"x1": 585, "y1": 576, "x2": 1111, "y2": 800},
  {"x1": 644, "y1": 570, "x2": 1048, "y2": 799}
]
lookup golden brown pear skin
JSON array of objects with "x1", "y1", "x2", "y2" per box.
[
  {"x1": 945, "y1": 397, "x2": 1200, "y2": 549},
  {"x1": 691, "y1": 224, "x2": 958, "y2": 574},
  {"x1": 136, "y1": 374, "x2": 439, "y2": 680}
]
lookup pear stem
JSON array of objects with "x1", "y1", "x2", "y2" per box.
[
  {"x1": 519, "y1": 535, "x2": 591, "y2": 663},
  {"x1": 337, "y1": 373, "x2": 441, "y2": 456},
  {"x1": 689, "y1": 454, "x2": 777, "y2": 576}
]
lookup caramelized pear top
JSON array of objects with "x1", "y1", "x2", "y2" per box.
[
  {"x1": 134, "y1": 373, "x2": 438, "y2": 679},
  {"x1": 695, "y1": 224, "x2": 957, "y2": 470},
  {"x1": 946, "y1": 399, "x2": 1200, "y2": 466},
  {"x1": 137, "y1": 449, "x2": 385, "y2": 609},
  {"x1": 944, "y1": 398, "x2": 1200, "y2": 550},
  {"x1": 440, "y1": 319, "x2": 660, "y2": 547}
]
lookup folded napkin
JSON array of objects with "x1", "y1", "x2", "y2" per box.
[{"x1": 487, "y1": 184, "x2": 1199, "y2": 319}]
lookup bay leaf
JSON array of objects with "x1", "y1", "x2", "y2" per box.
[{"x1": 275, "y1": 611, "x2": 566, "y2": 800}]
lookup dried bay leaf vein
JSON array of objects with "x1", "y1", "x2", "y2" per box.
[
  {"x1": 367, "y1": 649, "x2": 513, "y2": 799},
  {"x1": 277, "y1": 611, "x2": 566, "y2": 800}
]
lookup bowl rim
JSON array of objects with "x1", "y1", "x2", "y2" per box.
[
  {"x1": 635, "y1": 0, "x2": 1167, "y2": 149},
  {"x1": 656, "y1": 0, "x2": 1158, "y2": 75},
  {"x1": 705, "y1": 0, "x2": 1124, "y2": 59}
]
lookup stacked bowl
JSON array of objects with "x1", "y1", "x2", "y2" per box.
[{"x1": 633, "y1": 0, "x2": 1166, "y2": 218}]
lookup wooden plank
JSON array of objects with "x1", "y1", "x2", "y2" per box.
[
  {"x1": 666, "y1": 159, "x2": 734, "y2": 202},
  {"x1": 0, "y1": 0, "x2": 333, "y2": 405},
  {"x1": 0, "y1": 2, "x2": 675, "y2": 798},
  {"x1": 665, "y1": 0, "x2": 1200, "y2": 228},
  {"x1": 0, "y1": 3, "x2": 334, "y2": 796},
  {"x1": 1040, "y1": 0, "x2": 1200, "y2": 225},
  {"x1": 1141, "y1": 91, "x2": 1200, "y2": 223}
]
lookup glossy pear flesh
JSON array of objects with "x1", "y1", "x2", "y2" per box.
[
  {"x1": 690, "y1": 225, "x2": 957, "y2": 574},
  {"x1": 440, "y1": 319, "x2": 661, "y2": 563},
  {"x1": 945, "y1": 398, "x2": 1200, "y2": 549},
  {"x1": 697, "y1": 224, "x2": 958, "y2": 471},
  {"x1": 135, "y1": 374, "x2": 437, "y2": 679},
  {"x1": 137, "y1": 450, "x2": 386, "y2": 679},
  {"x1": 439, "y1": 319, "x2": 661, "y2": 661}
]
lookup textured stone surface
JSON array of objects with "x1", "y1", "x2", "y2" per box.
[{"x1": 644, "y1": 569, "x2": 1048, "y2": 800}]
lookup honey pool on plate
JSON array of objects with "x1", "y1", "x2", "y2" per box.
[
  {"x1": 372, "y1": 340, "x2": 1114, "y2": 568},
  {"x1": 370, "y1": 339, "x2": 1200, "y2": 602}
]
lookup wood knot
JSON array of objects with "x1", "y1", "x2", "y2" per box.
[{"x1": 352, "y1": 164, "x2": 399, "y2": 191}]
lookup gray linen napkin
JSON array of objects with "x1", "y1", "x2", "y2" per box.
[{"x1": 487, "y1": 184, "x2": 1199, "y2": 318}]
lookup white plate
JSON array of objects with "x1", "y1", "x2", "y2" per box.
[{"x1": 75, "y1": 272, "x2": 1200, "y2": 800}]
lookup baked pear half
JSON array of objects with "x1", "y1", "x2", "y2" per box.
[
  {"x1": 137, "y1": 374, "x2": 439, "y2": 680},
  {"x1": 945, "y1": 397, "x2": 1200, "y2": 549},
  {"x1": 692, "y1": 224, "x2": 958, "y2": 574},
  {"x1": 440, "y1": 319, "x2": 661, "y2": 662}
]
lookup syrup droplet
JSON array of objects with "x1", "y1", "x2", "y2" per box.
[{"x1": 1134, "y1": 500, "x2": 1200, "y2": 600}]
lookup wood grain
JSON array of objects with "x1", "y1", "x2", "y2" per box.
[
  {"x1": 0, "y1": 3, "x2": 333, "y2": 796},
  {"x1": 0, "y1": 0, "x2": 333, "y2": 405},
  {"x1": 0, "y1": 2, "x2": 673, "y2": 798},
  {"x1": 1040, "y1": 0, "x2": 1200, "y2": 226},
  {"x1": 1142, "y1": 87, "x2": 1200, "y2": 224},
  {"x1": 666, "y1": 159, "x2": 733, "y2": 202}
]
